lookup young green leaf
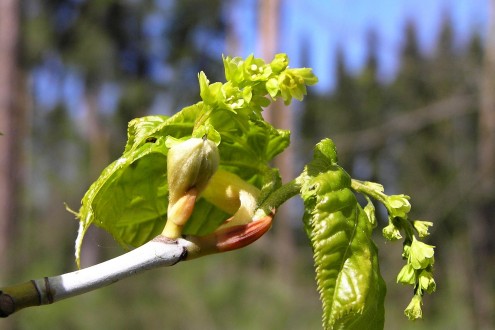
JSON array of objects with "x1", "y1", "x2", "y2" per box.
[
  {"x1": 298, "y1": 139, "x2": 386, "y2": 330},
  {"x1": 72, "y1": 54, "x2": 316, "y2": 267},
  {"x1": 73, "y1": 105, "x2": 284, "y2": 265}
]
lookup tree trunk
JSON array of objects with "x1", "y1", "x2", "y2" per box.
[
  {"x1": 471, "y1": 1, "x2": 495, "y2": 328},
  {"x1": 479, "y1": 1, "x2": 495, "y2": 186},
  {"x1": 79, "y1": 85, "x2": 110, "y2": 268},
  {"x1": 257, "y1": 0, "x2": 296, "y2": 284},
  {"x1": 0, "y1": 0, "x2": 20, "y2": 283}
]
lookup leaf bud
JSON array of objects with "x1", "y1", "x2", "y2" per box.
[
  {"x1": 167, "y1": 137, "x2": 220, "y2": 205},
  {"x1": 163, "y1": 137, "x2": 220, "y2": 238}
]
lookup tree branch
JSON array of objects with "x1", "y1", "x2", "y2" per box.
[
  {"x1": 333, "y1": 94, "x2": 476, "y2": 153},
  {"x1": 0, "y1": 212, "x2": 274, "y2": 318},
  {"x1": 0, "y1": 236, "x2": 194, "y2": 318}
]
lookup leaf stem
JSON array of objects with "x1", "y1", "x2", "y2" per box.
[
  {"x1": 255, "y1": 179, "x2": 301, "y2": 218},
  {"x1": 351, "y1": 179, "x2": 416, "y2": 241},
  {"x1": 351, "y1": 179, "x2": 388, "y2": 205},
  {"x1": 397, "y1": 217, "x2": 416, "y2": 242}
]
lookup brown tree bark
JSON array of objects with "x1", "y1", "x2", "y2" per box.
[
  {"x1": 0, "y1": 0, "x2": 20, "y2": 283},
  {"x1": 257, "y1": 0, "x2": 297, "y2": 284},
  {"x1": 78, "y1": 86, "x2": 110, "y2": 268},
  {"x1": 479, "y1": 1, "x2": 495, "y2": 187},
  {"x1": 470, "y1": 1, "x2": 495, "y2": 328}
]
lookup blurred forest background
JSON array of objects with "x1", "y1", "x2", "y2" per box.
[{"x1": 1, "y1": 0, "x2": 494, "y2": 329}]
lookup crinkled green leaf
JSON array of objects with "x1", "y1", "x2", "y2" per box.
[
  {"x1": 123, "y1": 115, "x2": 169, "y2": 153},
  {"x1": 74, "y1": 131, "x2": 169, "y2": 267},
  {"x1": 74, "y1": 104, "x2": 289, "y2": 264},
  {"x1": 74, "y1": 53, "x2": 316, "y2": 266},
  {"x1": 217, "y1": 118, "x2": 289, "y2": 186},
  {"x1": 298, "y1": 139, "x2": 386, "y2": 330}
]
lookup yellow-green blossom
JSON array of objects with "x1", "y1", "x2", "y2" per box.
[
  {"x1": 413, "y1": 220, "x2": 434, "y2": 238},
  {"x1": 243, "y1": 55, "x2": 272, "y2": 82},
  {"x1": 397, "y1": 263, "x2": 417, "y2": 285},
  {"x1": 383, "y1": 222, "x2": 402, "y2": 240},
  {"x1": 409, "y1": 236, "x2": 435, "y2": 269},
  {"x1": 387, "y1": 194, "x2": 411, "y2": 218},
  {"x1": 270, "y1": 53, "x2": 289, "y2": 73},
  {"x1": 404, "y1": 294, "x2": 423, "y2": 320},
  {"x1": 278, "y1": 68, "x2": 317, "y2": 105},
  {"x1": 418, "y1": 269, "x2": 436, "y2": 294}
]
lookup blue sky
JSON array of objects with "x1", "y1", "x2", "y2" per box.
[
  {"x1": 232, "y1": 0, "x2": 489, "y2": 90},
  {"x1": 33, "y1": 0, "x2": 490, "y2": 112}
]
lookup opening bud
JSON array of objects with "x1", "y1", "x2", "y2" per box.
[{"x1": 162, "y1": 137, "x2": 220, "y2": 238}]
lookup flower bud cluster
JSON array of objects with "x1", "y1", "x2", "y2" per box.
[
  {"x1": 351, "y1": 179, "x2": 436, "y2": 320},
  {"x1": 198, "y1": 54, "x2": 318, "y2": 123}
]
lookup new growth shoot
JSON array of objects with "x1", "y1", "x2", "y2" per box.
[{"x1": 0, "y1": 54, "x2": 435, "y2": 329}]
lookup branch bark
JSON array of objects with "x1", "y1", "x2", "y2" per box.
[
  {"x1": 0, "y1": 213, "x2": 274, "y2": 318},
  {"x1": 0, "y1": 236, "x2": 193, "y2": 318},
  {"x1": 333, "y1": 94, "x2": 476, "y2": 153}
]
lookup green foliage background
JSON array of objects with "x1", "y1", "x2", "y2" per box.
[{"x1": 4, "y1": 1, "x2": 492, "y2": 329}]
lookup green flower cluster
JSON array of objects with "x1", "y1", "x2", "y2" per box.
[
  {"x1": 198, "y1": 54, "x2": 318, "y2": 127},
  {"x1": 351, "y1": 179, "x2": 436, "y2": 321},
  {"x1": 400, "y1": 236, "x2": 436, "y2": 320}
]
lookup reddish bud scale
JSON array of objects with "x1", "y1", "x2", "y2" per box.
[
  {"x1": 186, "y1": 213, "x2": 273, "y2": 259},
  {"x1": 215, "y1": 215, "x2": 273, "y2": 252}
]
